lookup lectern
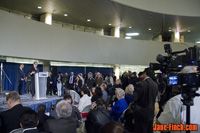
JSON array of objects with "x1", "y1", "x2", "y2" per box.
[{"x1": 35, "y1": 72, "x2": 48, "y2": 100}]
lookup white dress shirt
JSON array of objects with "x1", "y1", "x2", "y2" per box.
[{"x1": 78, "y1": 94, "x2": 91, "y2": 112}]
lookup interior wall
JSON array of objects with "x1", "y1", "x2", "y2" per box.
[{"x1": 0, "y1": 10, "x2": 195, "y2": 66}]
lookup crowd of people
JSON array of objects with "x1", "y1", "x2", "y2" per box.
[{"x1": 2, "y1": 65, "x2": 200, "y2": 133}]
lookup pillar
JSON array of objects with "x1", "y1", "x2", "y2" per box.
[
  {"x1": 43, "y1": 61, "x2": 50, "y2": 72},
  {"x1": 114, "y1": 65, "x2": 120, "y2": 79},
  {"x1": 171, "y1": 31, "x2": 180, "y2": 42},
  {"x1": 153, "y1": 35, "x2": 162, "y2": 42},
  {"x1": 40, "y1": 13, "x2": 52, "y2": 25},
  {"x1": 111, "y1": 27, "x2": 120, "y2": 38},
  {"x1": 180, "y1": 35, "x2": 184, "y2": 43}
]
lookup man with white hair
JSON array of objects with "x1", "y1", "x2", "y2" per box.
[
  {"x1": 44, "y1": 100, "x2": 77, "y2": 133},
  {"x1": 156, "y1": 66, "x2": 200, "y2": 133}
]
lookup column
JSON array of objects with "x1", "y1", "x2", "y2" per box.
[
  {"x1": 43, "y1": 61, "x2": 50, "y2": 72},
  {"x1": 114, "y1": 65, "x2": 120, "y2": 79},
  {"x1": 111, "y1": 27, "x2": 120, "y2": 38},
  {"x1": 171, "y1": 31, "x2": 180, "y2": 42},
  {"x1": 180, "y1": 35, "x2": 184, "y2": 43},
  {"x1": 40, "y1": 13, "x2": 52, "y2": 25},
  {"x1": 153, "y1": 35, "x2": 162, "y2": 42}
]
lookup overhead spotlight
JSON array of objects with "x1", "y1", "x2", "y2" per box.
[
  {"x1": 129, "y1": 26, "x2": 132, "y2": 28},
  {"x1": 126, "y1": 33, "x2": 139, "y2": 36},
  {"x1": 125, "y1": 37, "x2": 131, "y2": 39},
  {"x1": 188, "y1": 30, "x2": 191, "y2": 32},
  {"x1": 37, "y1": 6, "x2": 42, "y2": 9},
  {"x1": 108, "y1": 24, "x2": 111, "y2": 26},
  {"x1": 148, "y1": 28, "x2": 152, "y2": 31},
  {"x1": 87, "y1": 19, "x2": 91, "y2": 22},
  {"x1": 196, "y1": 41, "x2": 200, "y2": 43},
  {"x1": 168, "y1": 29, "x2": 172, "y2": 32},
  {"x1": 64, "y1": 14, "x2": 68, "y2": 16}
]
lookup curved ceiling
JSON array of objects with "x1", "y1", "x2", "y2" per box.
[{"x1": 0, "y1": 0, "x2": 200, "y2": 43}]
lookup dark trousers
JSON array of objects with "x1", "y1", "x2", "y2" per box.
[
  {"x1": 134, "y1": 119, "x2": 153, "y2": 133},
  {"x1": 17, "y1": 81, "x2": 23, "y2": 94},
  {"x1": 31, "y1": 77, "x2": 35, "y2": 97},
  {"x1": 47, "y1": 85, "x2": 53, "y2": 95},
  {"x1": 69, "y1": 84, "x2": 74, "y2": 90}
]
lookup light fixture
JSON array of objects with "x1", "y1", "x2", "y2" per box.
[
  {"x1": 38, "y1": 6, "x2": 42, "y2": 9},
  {"x1": 148, "y1": 28, "x2": 152, "y2": 31},
  {"x1": 87, "y1": 19, "x2": 91, "y2": 22},
  {"x1": 188, "y1": 30, "x2": 191, "y2": 32},
  {"x1": 64, "y1": 14, "x2": 68, "y2": 16},
  {"x1": 129, "y1": 26, "x2": 132, "y2": 28},
  {"x1": 118, "y1": 26, "x2": 120, "y2": 29},
  {"x1": 168, "y1": 29, "x2": 172, "y2": 32},
  {"x1": 196, "y1": 41, "x2": 200, "y2": 43},
  {"x1": 126, "y1": 33, "x2": 139, "y2": 36},
  {"x1": 125, "y1": 37, "x2": 131, "y2": 39},
  {"x1": 108, "y1": 24, "x2": 111, "y2": 26}
]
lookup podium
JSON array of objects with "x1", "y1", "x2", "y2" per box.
[{"x1": 35, "y1": 72, "x2": 48, "y2": 100}]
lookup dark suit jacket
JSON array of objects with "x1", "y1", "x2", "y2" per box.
[
  {"x1": 0, "y1": 104, "x2": 31, "y2": 133},
  {"x1": 47, "y1": 76, "x2": 53, "y2": 87},
  {"x1": 133, "y1": 77, "x2": 158, "y2": 121},
  {"x1": 29, "y1": 66, "x2": 38, "y2": 76},
  {"x1": 16, "y1": 67, "x2": 25, "y2": 82},
  {"x1": 87, "y1": 78, "x2": 95, "y2": 89},
  {"x1": 43, "y1": 117, "x2": 77, "y2": 133}
]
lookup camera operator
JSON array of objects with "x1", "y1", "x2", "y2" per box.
[
  {"x1": 156, "y1": 66, "x2": 200, "y2": 133},
  {"x1": 133, "y1": 68, "x2": 158, "y2": 133}
]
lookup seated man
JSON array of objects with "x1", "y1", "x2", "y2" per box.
[
  {"x1": 85, "y1": 98, "x2": 111, "y2": 133},
  {"x1": 78, "y1": 88, "x2": 92, "y2": 113},
  {"x1": 157, "y1": 66, "x2": 200, "y2": 133},
  {"x1": 67, "y1": 89, "x2": 80, "y2": 105},
  {"x1": 20, "y1": 110, "x2": 40, "y2": 133},
  {"x1": 44, "y1": 100, "x2": 77, "y2": 133},
  {"x1": 0, "y1": 91, "x2": 31, "y2": 133}
]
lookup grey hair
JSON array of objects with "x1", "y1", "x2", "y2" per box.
[
  {"x1": 115, "y1": 88, "x2": 125, "y2": 99},
  {"x1": 56, "y1": 100, "x2": 72, "y2": 119},
  {"x1": 180, "y1": 66, "x2": 197, "y2": 73},
  {"x1": 6, "y1": 91, "x2": 21, "y2": 103},
  {"x1": 125, "y1": 84, "x2": 134, "y2": 95}
]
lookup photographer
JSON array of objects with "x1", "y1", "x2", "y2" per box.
[
  {"x1": 156, "y1": 66, "x2": 200, "y2": 133},
  {"x1": 133, "y1": 68, "x2": 158, "y2": 133}
]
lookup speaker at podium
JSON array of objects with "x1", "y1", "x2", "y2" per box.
[{"x1": 35, "y1": 72, "x2": 48, "y2": 100}]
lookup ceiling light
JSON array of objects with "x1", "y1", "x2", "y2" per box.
[
  {"x1": 38, "y1": 6, "x2": 42, "y2": 9},
  {"x1": 87, "y1": 19, "x2": 91, "y2": 22},
  {"x1": 125, "y1": 37, "x2": 131, "y2": 39},
  {"x1": 129, "y1": 26, "x2": 132, "y2": 28},
  {"x1": 64, "y1": 14, "x2": 68, "y2": 16},
  {"x1": 118, "y1": 26, "x2": 120, "y2": 29},
  {"x1": 196, "y1": 41, "x2": 200, "y2": 43},
  {"x1": 168, "y1": 29, "x2": 172, "y2": 32},
  {"x1": 188, "y1": 30, "x2": 191, "y2": 32},
  {"x1": 108, "y1": 24, "x2": 111, "y2": 26},
  {"x1": 126, "y1": 33, "x2": 139, "y2": 36},
  {"x1": 148, "y1": 28, "x2": 152, "y2": 31}
]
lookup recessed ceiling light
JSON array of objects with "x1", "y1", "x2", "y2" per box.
[
  {"x1": 129, "y1": 26, "x2": 132, "y2": 28},
  {"x1": 126, "y1": 33, "x2": 139, "y2": 36},
  {"x1": 64, "y1": 14, "x2": 68, "y2": 16},
  {"x1": 168, "y1": 29, "x2": 172, "y2": 32},
  {"x1": 196, "y1": 41, "x2": 200, "y2": 43},
  {"x1": 87, "y1": 19, "x2": 91, "y2": 22},
  {"x1": 118, "y1": 26, "x2": 120, "y2": 29},
  {"x1": 188, "y1": 30, "x2": 191, "y2": 32},
  {"x1": 148, "y1": 28, "x2": 152, "y2": 31},
  {"x1": 108, "y1": 24, "x2": 111, "y2": 26},
  {"x1": 38, "y1": 6, "x2": 42, "y2": 9},
  {"x1": 125, "y1": 37, "x2": 131, "y2": 39}
]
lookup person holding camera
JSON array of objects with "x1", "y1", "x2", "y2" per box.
[{"x1": 132, "y1": 68, "x2": 158, "y2": 133}]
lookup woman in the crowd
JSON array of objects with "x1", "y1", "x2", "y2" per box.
[
  {"x1": 125, "y1": 84, "x2": 134, "y2": 105},
  {"x1": 74, "y1": 75, "x2": 82, "y2": 96},
  {"x1": 25, "y1": 72, "x2": 32, "y2": 94},
  {"x1": 91, "y1": 87, "x2": 103, "y2": 103},
  {"x1": 107, "y1": 88, "x2": 128, "y2": 121}
]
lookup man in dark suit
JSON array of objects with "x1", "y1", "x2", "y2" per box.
[
  {"x1": 16, "y1": 64, "x2": 25, "y2": 95},
  {"x1": 133, "y1": 68, "x2": 158, "y2": 133},
  {"x1": 87, "y1": 72, "x2": 95, "y2": 90},
  {"x1": 68, "y1": 72, "x2": 75, "y2": 90},
  {"x1": 44, "y1": 100, "x2": 77, "y2": 133},
  {"x1": 46, "y1": 71, "x2": 53, "y2": 95},
  {"x1": 0, "y1": 91, "x2": 31, "y2": 133}
]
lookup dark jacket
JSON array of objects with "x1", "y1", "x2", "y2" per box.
[
  {"x1": 0, "y1": 104, "x2": 31, "y2": 133},
  {"x1": 133, "y1": 77, "x2": 158, "y2": 121},
  {"x1": 47, "y1": 75, "x2": 54, "y2": 87},
  {"x1": 43, "y1": 117, "x2": 77, "y2": 133},
  {"x1": 128, "y1": 77, "x2": 138, "y2": 86},
  {"x1": 16, "y1": 67, "x2": 25, "y2": 82},
  {"x1": 85, "y1": 106, "x2": 111, "y2": 133},
  {"x1": 87, "y1": 78, "x2": 95, "y2": 89}
]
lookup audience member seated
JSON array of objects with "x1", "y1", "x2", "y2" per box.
[
  {"x1": 124, "y1": 102, "x2": 135, "y2": 132},
  {"x1": 66, "y1": 90, "x2": 80, "y2": 105},
  {"x1": 44, "y1": 100, "x2": 77, "y2": 133},
  {"x1": 64, "y1": 94, "x2": 81, "y2": 127},
  {"x1": 125, "y1": 84, "x2": 134, "y2": 105},
  {"x1": 78, "y1": 88, "x2": 92, "y2": 112},
  {"x1": 100, "y1": 83, "x2": 108, "y2": 102},
  {"x1": 20, "y1": 110, "x2": 40, "y2": 133},
  {"x1": 0, "y1": 91, "x2": 31, "y2": 133},
  {"x1": 37, "y1": 104, "x2": 52, "y2": 131},
  {"x1": 49, "y1": 99, "x2": 62, "y2": 119},
  {"x1": 85, "y1": 98, "x2": 111, "y2": 133},
  {"x1": 108, "y1": 79, "x2": 122, "y2": 97},
  {"x1": 107, "y1": 88, "x2": 128, "y2": 121},
  {"x1": 101, "y1": 121, "x2": 124, "y2": 133},
  {"x1": 91, "y1": 87, "x2": 103, "y2": 103}
]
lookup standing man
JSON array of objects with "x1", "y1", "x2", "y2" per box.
[
  {"x1": 47, "y1": 71, "x2": 53, "y2": 95},
  {"x1": 29, "y1": 61, "x2": 38, "y2": 99},
  {"x1": 62, "y1": 72, "x2": 69, "y2": 94},
  {"x1": 87, "y1": 72, "x2": 94, "y2": 90},
  {"x1": 69, "y1": 72, "x2": 75, "y2": 90},
  {"x1": 16, "y1": 64, "x2": 25, "y2": 95},
  {"x1": 133, "y1": 68, "x2": 158, "y2": 133},
  {"x1": 112, "y1": 72, "x2": 117, "y2": 83}
]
